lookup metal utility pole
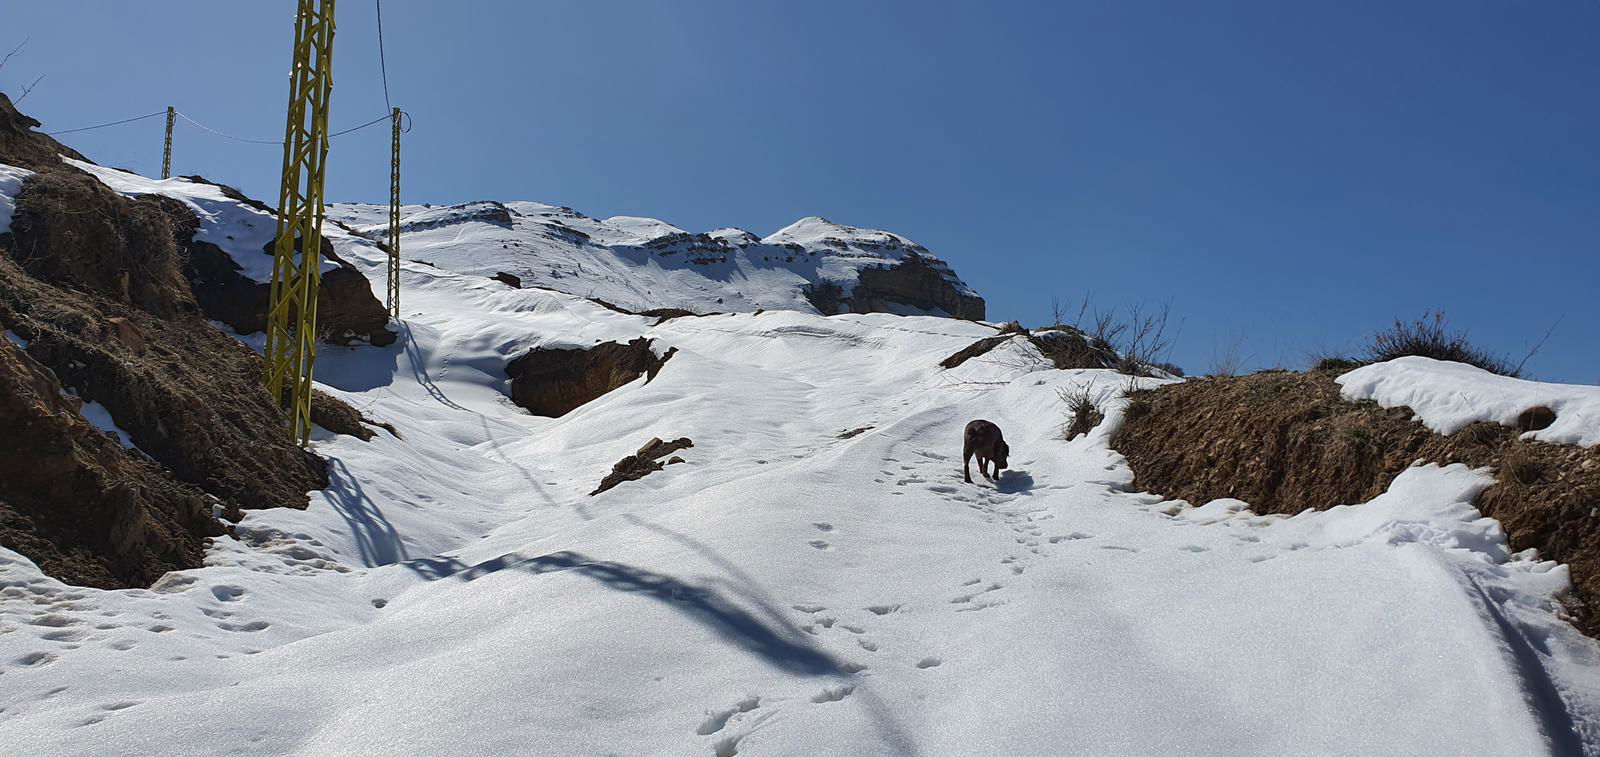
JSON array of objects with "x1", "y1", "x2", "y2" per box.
[
  {"x1": 161, "y1": 106, "x2": 175, "y2": 179},
  {"x1": 265, "y1": 0, "x2": 337, "y2": 446}
]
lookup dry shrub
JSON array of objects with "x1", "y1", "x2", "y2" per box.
[
  {"x1": 1365, "y1": 311, "x2": 1517, "y2": 376},
  {"x1": 1060, "y1": 384, "x2": 1104, "y2": 440}
]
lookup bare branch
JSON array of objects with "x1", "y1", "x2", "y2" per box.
[
  {"x1": 1512, "y1": 315, "x2": 1563, "y2": 378},
  {"x1": 0, "y1": 37, "x2": 28, "y2": 73},
  {"x1": 16, "y1": 73, "x2": 43, "y2": 102}
]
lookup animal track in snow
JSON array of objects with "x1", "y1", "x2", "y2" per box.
[
  {"x1": 812, "y1": 522, "x2": 834, "y2": 532},
  {"x1": 865, "y1": 604, "x2": 900, "y2": 616},
  {"x1": 839, "y1": 661, "x2": 869, "y2": 674},
  {"x1": 1180, "y1": 545, "x2": 1210, "y2": 553},
  {"x1": 840, "y1": 624, "x2": 865, "y2": 634},
  {"x1": 811, "y1": 685, "x2": 855, "y2": 703},
  {"x1": 210, "y1": 585, "x2": 245, "y2": 602},
  {"x1": 1048, "y1": 533, "x2": 1094, "y2": 544},
  {"x1": 713, "y1": 735, "x2": 743, "y2": 757},
  {"x1": 858, "y1": 639, "x2": 880, "y2": 652},
  {"x1": 696, "y1": 696, "x2": 760, "y2": 735},
  {"x1": 1099, "y1": 545, "x2": 1140, "y2": 553},
  {"x1": 217, "y1": 620, "x2": 270, "y2": 633},
  {"x1": 16, "y1": 651, "x2": 56, "y2": 666},
  {"x1": 916, "y1": 657, "x2": 942, "y2": 669},
  {"x1": 808, "y1": 540, "x2": 831, "y2": 551},
  {"x1": 792, "y1": 604, "x2": 827, "y2": 614}
]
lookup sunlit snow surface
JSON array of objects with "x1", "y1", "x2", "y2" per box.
[
  {"x1": 0, "y1": 163, "x2": 33, "y2": 234},
  {"x1": 1340, "y1": 356, "x2": 1600, "y2": 448},
  {"x1": 1, "y1": 200, "x2": 1598, "y2": 754}
]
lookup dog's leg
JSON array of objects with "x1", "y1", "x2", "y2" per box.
[
  {"x1": 963, "y1": 448, "x2": 973, "y2": 483},
  {"x1": 978, "y1": 455, "x2": 992, "y2": 480}
]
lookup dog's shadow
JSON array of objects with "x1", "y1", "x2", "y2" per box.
[{"x1": 994, "y1": 469, "x2": 1035, "y2": 494}]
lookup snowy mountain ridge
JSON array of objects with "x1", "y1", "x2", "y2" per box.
[{"x1": 327, "y1": 200, "x2": 986, "y2": 318}]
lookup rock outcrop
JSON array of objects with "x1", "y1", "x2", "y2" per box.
[
  {"x1": 505, "y1": 337, "x2": 673, "y2": 417},
  {"x1": 849, "y1": 253, "x2": 986, "y2": 319},
  {"x1": 0, "y1": 92, "x2": 89, "y2": 171},
  {"x1": 590, "y1": 437, "x2": 694, "y2": 495}
]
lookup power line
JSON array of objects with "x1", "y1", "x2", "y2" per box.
[
  {"x1": 46, "y1": 110, "x2": 166, "y2": 135},
  {"x1": 329, "y1": 113, "x2": 390, "y2": 138},
  {"x1": 375, "y1": 0, "x2": 393, "y2": 112},
  {"x1": 175, "y1": 110, "x2": 281, "y2": 144}
]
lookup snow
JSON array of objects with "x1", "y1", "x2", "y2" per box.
[
  {"x1": 325, "y1": 201, "x2": 978, "y2": 316},
  {"x1": 1339, "y1": 356, "x2": 1600, "y2": 447},
  {"x1": 76, "y1": 399, "x2": 139, "y2": 450},
  {"x1": 0, "y1": 162, "x2": 33, "y2": 234},
  {"x1": 60, "y1": 158, "x2": 337, "y2": 282},
  {"x1": 1, "y1": 193, "x2": 1598, "y2": 754}
]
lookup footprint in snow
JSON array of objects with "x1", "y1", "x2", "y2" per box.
[
  {"x1": 1047, "y1": 533, "x2": 1094, "y2": 544},
  {"x1": 696, "y1": 696, "x2": 760, "y2": 735},
  {"x1": 811, "y1": 685, "x2": 855, "y2": 703},
  {"x1": 808, "y1": 540, "x2": 831, "y2": 551},
  {"x1": 813, "y1": 522, "x2": 834, "y2": 532}
]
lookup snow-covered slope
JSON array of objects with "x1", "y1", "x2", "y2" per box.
[
  {"x1": 1340, "y1": 356, "x2": 1600, "y2": 447},
  {"x1": 327, "y1": 201, "x2": 985, "y2": 318},
  {"x1": 2, "y1": 213, "x2": 1598, "y2": 755}
]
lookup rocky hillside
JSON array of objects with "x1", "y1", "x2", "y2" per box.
[
  {"x1": 327, "y1": 201, "x2": 986, "y2": 319},
  {"x1": 0, "y1": 94, "x2": 387, "y2": 588}
]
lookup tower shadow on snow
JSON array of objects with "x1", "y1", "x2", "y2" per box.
[
  {"x1": 402, "y1": 550, "x2": 841, "y2": 676},
  {"x1": 325, "y1": 458, "x2": 410, "y2": 566}
]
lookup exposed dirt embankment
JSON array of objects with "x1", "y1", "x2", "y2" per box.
[
  {"x1": 1112, "y1": 369, "x2": 1600, "y2": 636},
  {"x1": 506, "y1": 338, "x2": 674, "y2": 417}
]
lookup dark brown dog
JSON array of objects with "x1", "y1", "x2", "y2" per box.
[{"x1": 963, "y1": 419, "x2": 1009, "y2": 483}]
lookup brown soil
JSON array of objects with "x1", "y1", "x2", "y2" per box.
[
  {"x1": 0, "y1": 337, "x2": 217, "y2": 587},
  {"x1": 506, "y1": 337, "x2": 674, "y2": 417},
  {"x1": 591, "y1": 437, "x2": 694, "y2": 495},
  {"x1": 1112, "y1": 369, "x2": 1600, "y2": 636}
]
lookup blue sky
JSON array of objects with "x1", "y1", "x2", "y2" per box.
[{"x1": 5, "y1": 1, "x2": 1596, "y2": 381}]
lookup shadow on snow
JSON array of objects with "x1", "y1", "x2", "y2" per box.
[{"x1": 402, "y1": 549, "x2": 841, "y2": 676}]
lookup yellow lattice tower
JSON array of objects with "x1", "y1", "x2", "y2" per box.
[
  {"x1": 266, "y1": 0, "x2": 337, "y2": 446},
  {"x1": 387, "y1": 107, "x2": 401, "y2": 318},
  {"x1": 161, "y1": 106, "x2": 174, "y2": 179}
]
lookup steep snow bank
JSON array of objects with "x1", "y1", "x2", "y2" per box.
[{"x1": 1340, "y1": 356, "x2": 1600, "y2": 447}]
